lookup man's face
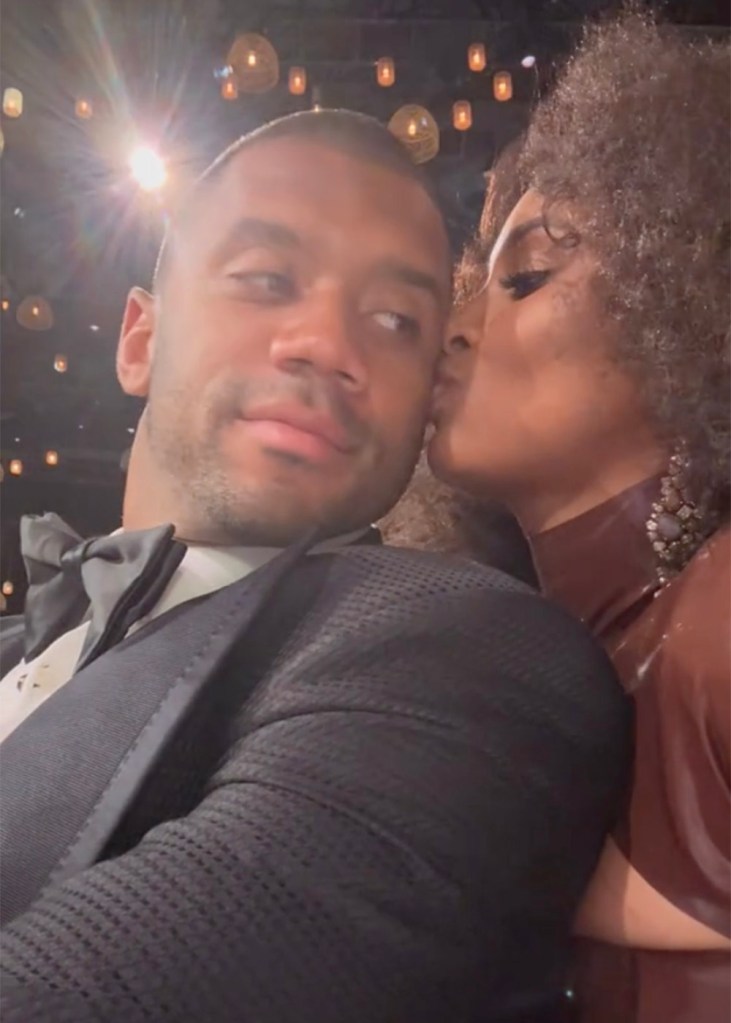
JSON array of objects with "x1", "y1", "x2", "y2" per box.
[{"x1": 118, "y1": 137, "x2": 451, "y2": 544}]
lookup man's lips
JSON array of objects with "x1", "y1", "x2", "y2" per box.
[{"x1": 235, "y1": 403, "x2": 356, "y2": 462}]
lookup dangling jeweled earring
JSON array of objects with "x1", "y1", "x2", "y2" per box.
[{"x1": 646, "y1": 447, "x2": 713, "y2": 585}]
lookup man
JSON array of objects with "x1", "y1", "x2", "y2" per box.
[{"x1": 0, "y1": 111, "x2": 629, "y2": 1022}]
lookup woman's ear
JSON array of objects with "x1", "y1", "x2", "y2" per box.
[{"x1": 117, "y1": 287, "x2": 157, "y2": 397}]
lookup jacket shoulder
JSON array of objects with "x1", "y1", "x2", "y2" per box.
[
  {"x1": 279, "y1": 544, "x2": 626, "y2": 718},
  {"x1": 331, "y1": 543, "x2": 535, "y2": 599}
]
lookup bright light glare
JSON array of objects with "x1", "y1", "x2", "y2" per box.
[
  {"x1": 129, "y1": 147, "x2": 167, "y2": 191},
  {"x1": 521, "y1": 55, "x2": 537, "y2": 68}
]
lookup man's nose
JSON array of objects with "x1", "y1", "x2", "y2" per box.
[{"x1": 269, "y1": 288, "x2": 367, "y2": 392}]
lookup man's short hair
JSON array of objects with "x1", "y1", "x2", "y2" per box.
[{"x1": 153, "y1": 109, "x2": 445, "y2": 290}]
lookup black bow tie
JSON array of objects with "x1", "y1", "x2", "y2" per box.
[{"x1": 20, "y1": 513, "x2": 186, "y2": 671}]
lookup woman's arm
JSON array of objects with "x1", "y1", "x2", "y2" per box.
[{"x1": 574, "y1": 838, "x2": 731, "y2": 950}]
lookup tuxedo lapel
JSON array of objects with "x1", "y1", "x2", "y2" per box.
[{"x1": 0, "y1": 533, "x2": 314, "y2": 925}]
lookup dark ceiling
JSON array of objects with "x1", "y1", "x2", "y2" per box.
[{"x1": 1, "y1": 0, "x2": 728, "y2": 604}]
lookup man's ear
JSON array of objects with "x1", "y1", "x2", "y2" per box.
[{"x1": 117, "y1": 287, "x2": 157, "y2": 397}]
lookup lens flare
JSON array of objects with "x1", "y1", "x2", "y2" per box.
[{"x1": 129, "y1": 147, "x2": 167, "y2": 191}]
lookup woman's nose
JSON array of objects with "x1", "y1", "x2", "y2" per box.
[
  {"x1": 443, "y1": 331, "x2": 472, "y2": 357},
  {"x1": 442, "y1": 293, "x2": 485, "y2": 357}
]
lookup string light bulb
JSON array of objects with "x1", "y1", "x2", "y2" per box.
[
  {"x1": 227, "y1": 33, "x2": 279, "y2": 93},
  {"x1": 9, "y1": 459, "x2": 23, "y2": 476},
  {"x1": 17, "y1": 295, "x2": 54, "y2": 331},
  {"x1": 75, "y1": 98, "x2": 93, "y2": 119},
  {"x1": 2, "y1": 581, "x2": 14, "y2": 597},
  {"x1": 493, "y1": 71, "x2": 513, "y2": 102},
  {"x1": 1, "y1": 299, "x2": 9, "y2": 312},
  {"x1": 468, "y1": 44, "x2": 487, "y2": 72},
  {"x1": 453, "y1": 100, "x2": 473, "y2": 131},
  {"x1": 2, "y1": 87, "x2": 23, "y2": 118},
  {"x1": 45, "y1": 450, "x2": 59, "y2": 466},
  {"x1": 221, "y1": 78, "x2": 238, "y2": 100},
  {"x1": 376, "y1": 57, "x2": 395, "y2": 87},
  {"x1": 288, "y1": 67, "x2": 307, "y2": 95},
  {"x1": 388, "y1": 105, "x2": 439, "y2": 164},
  {"x1": 54, "y1": 354, "x2": 68, "y2": 373}
]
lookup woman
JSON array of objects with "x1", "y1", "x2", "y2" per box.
[{"x1": 429, "y1": 12, "x2": 730, "y2": 1023}]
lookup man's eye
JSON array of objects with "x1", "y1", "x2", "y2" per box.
[
  {"x1": 499, "y1": 269, "x2": 551, "y2": 301},
  {"x1": 230, "y1": 272, "x2": 295, "y2": 300},
  {"x1": 371, "y1": 310, "x2": 420, "y2": 336}
]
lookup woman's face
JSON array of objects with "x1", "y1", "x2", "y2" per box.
[{"x1": 428, "y1": 190, "x2": 660, "y2": 527}]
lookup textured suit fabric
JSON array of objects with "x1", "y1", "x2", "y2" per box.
[
  {"x1": 0, "y1": 536, "x2": 312, "y2": 920},
  {"x1": 0, "y1": 545, "x2": 630, "y2": 1022},
  {"x1": 0, "y1": 617, "x2": 25, "y2": 678}
]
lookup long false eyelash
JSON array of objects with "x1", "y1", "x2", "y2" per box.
[{"x1": 499, "y1": 269, "x2": 551, "y2": 300}]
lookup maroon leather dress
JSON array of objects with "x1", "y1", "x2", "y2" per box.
[{"x1": 530, "y1": 478, "x2": 730, "y2": 1023}]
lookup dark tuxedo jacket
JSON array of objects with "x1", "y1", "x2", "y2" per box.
[{"x1": 0, "y1": 542, "x2": 630, "y2": 1023}]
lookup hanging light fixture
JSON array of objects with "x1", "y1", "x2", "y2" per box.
[
  {"x1": 493, "y1": 71, "x2": 513, "y2": 102},
  {"x1": 75, "y1": 98, "x2": 93, "y2": 119},
  {"x1": 2, "y1": 87, "x2": 23, "y2": 118},
  {"x1": 468, "y1": 44, "x2": 487, "y2": 73},
  {"x1": 9, "y1": 459, "x2": 23, "y2": 476},
  {"x1": 376, "y1": 57, "x2": 395, "y2": 87},
  {"x1": 227, "y1": 33, "x2": 279, "y2": 93},
  {"x1": 45, "y1": 450, "x2": 59, "y2": 467},
  {"x1": 2, "y1": 581, "x2": 14, "y2": 597},
  {"x1": 221, "y1": 77, "x2": 239, "y2": 100},
  {"x1": 388, "y1": 105, "x2": 440, "y2": 164},
  {"x1": 54, "y1": 354, "x2": 68, "y2": 373},
  {"x1": 453, "y1": 100, "x2": 473, "y2": 131},
  {"x1": 288, "y1": 66, "x2": 307, "y2": 95},
  {"x1": 17, "y1": 295, "x2": 54, "y2": 331}
]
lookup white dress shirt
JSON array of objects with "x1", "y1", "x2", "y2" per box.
[{"x1": 0, "y1": 531, "x2": 363, "y2": 743}]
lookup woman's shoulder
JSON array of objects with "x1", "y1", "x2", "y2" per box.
[
  {"x1": 663, "y1": 524, "x2": 730, "y2": 662},
  {"x1": 674, "y1": 523, "x2": 730, "y2": 595}
]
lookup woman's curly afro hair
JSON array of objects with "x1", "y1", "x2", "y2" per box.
[
  {"x1": 381, "y1": 9, "x2": 730, "y2": 561},
  {"x1": 516, "y1": 8, "x2": 730, "y2": 516}
]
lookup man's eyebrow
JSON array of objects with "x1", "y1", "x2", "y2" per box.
[
  {"x1": 488, "y1": 216, "x2": 548, "y2": 275},
  {"x1": 371, "y1": 259, "x2": 446, "y2": 305},
  {"x1": 214, "y1": 217, "x2": 301, "y2": 256}
]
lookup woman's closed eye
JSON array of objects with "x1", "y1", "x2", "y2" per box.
[{"x1": 499, "y1": 269, "x2": 551, "y2": 301}]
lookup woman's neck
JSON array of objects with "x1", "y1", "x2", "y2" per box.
[{"x1": 511, "y1": 450, "x2": 667, "y2": 536}]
